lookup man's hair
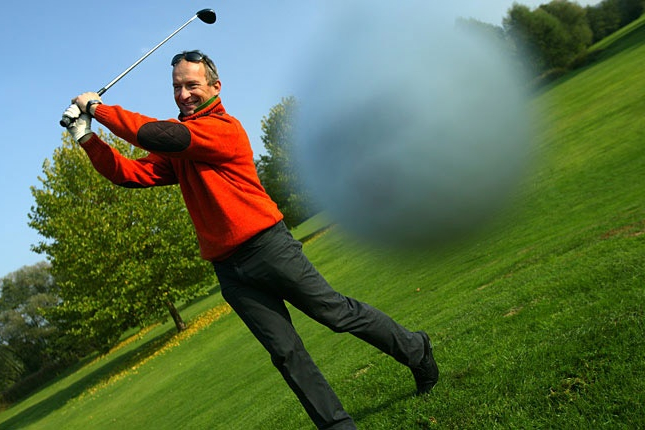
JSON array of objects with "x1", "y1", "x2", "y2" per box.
[
  {"x1": 172, "y1": 50, "x2": 219, "y2": 85},
  {"x1": 201, "y1": 54, "x2": 219, "y2": 86}
]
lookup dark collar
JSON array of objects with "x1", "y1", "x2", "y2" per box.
[{"x1": 178, "y1": 97, "x2": 225, "y2": 121}]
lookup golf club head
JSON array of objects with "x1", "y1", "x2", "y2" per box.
[
  {"x1": 197, "y1": 9, "x2": 216, "y2": 24},
  {"x1": 59, "y1": 8, "x2": 217, "y2": 127}
]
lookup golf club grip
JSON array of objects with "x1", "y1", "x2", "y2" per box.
[
  {"x1": 59, "y1": 109, "x2": 74, "y2": 127},
  {"x1": 59, "y1": 87, "x2": 107, "y2": 127}
]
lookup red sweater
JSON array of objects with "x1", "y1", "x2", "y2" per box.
[{"x1": 80, "y1": 98, "x2": 283, "y2": 261}]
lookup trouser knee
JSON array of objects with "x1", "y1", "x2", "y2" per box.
[{"x1": 316, "y1": 296, "x2": 375, "y2": 334}]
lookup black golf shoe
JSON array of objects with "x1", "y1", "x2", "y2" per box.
[{"x1": 410, "y1": 331, "x2": 439, "y2": 395}]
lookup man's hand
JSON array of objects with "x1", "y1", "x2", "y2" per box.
[
  {"x1": 73, "y1": 92, "x2": 103, "y2": 115},
  {"x1": 64, "y1": 105, "x2": 93, "y2": 143}
]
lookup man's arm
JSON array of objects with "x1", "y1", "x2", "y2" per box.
[
  {"x1": 79, "y1": 134, "x2": 178, "y2": 188},
  {"x1": 73, "y1": 92, "x2": 246, "y2": 164},
  {"x1": 64, "y1": 106, "x2": 177, "y2": 188}
]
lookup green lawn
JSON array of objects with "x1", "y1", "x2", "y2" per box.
[{"x1": 2, "y1": 16, "x2": 645, "y2": 430}]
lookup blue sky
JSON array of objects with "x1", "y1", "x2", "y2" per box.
[{"x1": 0, "y1": 0, "x2": 598, "y2": 277}]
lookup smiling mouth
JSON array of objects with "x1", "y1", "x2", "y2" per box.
[{"x1": 181, "y1": 102, "x2": 198, "y2": 112}]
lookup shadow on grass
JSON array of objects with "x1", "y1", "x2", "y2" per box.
[
  {"x1": 351, "y1": 390, "x2": 422, "y2": 426},
  {"x1": 299, "y1": 225, "x2": 335, "y2": 245},
  {"x1": 0, "y1": 329, "x2": 177, "y2": 430},
  {"x1": 590, "y1": 18, "x2": 645, "y2": 64}
]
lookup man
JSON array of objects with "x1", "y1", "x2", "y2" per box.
[{"x1": 63, "y1": 50, "x2": 438, "y2": 429}]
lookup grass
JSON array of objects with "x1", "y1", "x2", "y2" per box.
[{"x1": 2, "y1": 16, "x2": 645, "y2": 429}]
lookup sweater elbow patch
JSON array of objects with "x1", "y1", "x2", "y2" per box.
[{"x1": 138, "y1": 121, "x2": 191, "y2": 152}]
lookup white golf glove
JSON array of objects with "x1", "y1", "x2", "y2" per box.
[{"x1": 63, "y1": 105, "x2": 93, "y2": 142}]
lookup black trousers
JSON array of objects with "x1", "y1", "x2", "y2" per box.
[{"x1": 212, "y1": 221, "x2": 425, "y2": 429}]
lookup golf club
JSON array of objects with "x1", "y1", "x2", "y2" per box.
[{"x1": 60, "y1": 8, "x2": 216, "y2": 127}]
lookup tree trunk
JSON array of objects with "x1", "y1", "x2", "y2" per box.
[{"x1": 166, "y1": 300, "x2": 186, "y2": 332}]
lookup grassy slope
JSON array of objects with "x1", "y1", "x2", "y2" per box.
[{"x1": 2, "y1": 17, "x2": 645, "y2": 429}]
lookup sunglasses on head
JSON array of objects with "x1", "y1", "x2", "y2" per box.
[{"x1": 171, "y1": 51, "x2": 217, "y2": 75}]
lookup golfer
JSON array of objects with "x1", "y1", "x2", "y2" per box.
[{"x1": 63, "y1": 50, "x2": 438, "y2": 429}]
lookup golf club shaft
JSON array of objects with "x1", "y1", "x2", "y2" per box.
[
  {"x1": 60, "y1": 9, "x2": 215, "y2": 127},
  {"x1": 96, "y1": 15, "x2": 199, "y2": 96}
]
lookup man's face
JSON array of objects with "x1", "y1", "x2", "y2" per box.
[{"x1": 172, "y1": 60, "x2": 221, "y2": 116}]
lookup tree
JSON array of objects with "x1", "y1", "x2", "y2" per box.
[
  {"x1": 586, "y1": 0, "x2": 644, "y2": 42},
  {"x1": 541, "y1": 0, "x2": 593, "y2": 54},
  {"x1": 614, "y1": 0, "x2": 645, "y2": 26},
  {"x1": 586, "y1": 1, "x2": 622, "y2": 42},
  {"x1": 504, "y1": 1, "x2": 595, "y2": 74},
  {"x1": 0, "y1": 344, "x2": 24, "y2": 393},
  {"x1": 0, "y1": 262, "x2": 61, "y2": 375},
  {"x1": 504, "y1": 4, "x2": 548, "y2": 74},
  {"x1": 256, "y1": 96, "x2": 316, "y2": 228},
  {"x1": 29, "y1": 131, "x2": 214, "y2": 352}
]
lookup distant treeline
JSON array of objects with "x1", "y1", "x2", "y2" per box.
[{"x1": 461, "y1": 0, "x2": 644, "y2": 84}]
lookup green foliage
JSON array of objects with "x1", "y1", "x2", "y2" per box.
[
  {"x1": 28, "y1": 132, "x2": 214, "y2": 352},
  {"x1": 504, "y1": 1, "x2": 593, "y2": 74},
  {"x1": 503, "y1": 0, "x2": 644, "y2": 78},
  {"x1": 0, "y1": 345, "x2": 23, "y2": 393},
  {"x1": 2, "y1": 12, "x2": 645, "y2": 430},
  {"x1": 0, "y1": 262, "x2": 61, "y2": 376},
  {"x1": 586, "y1": 0, "x2": 645, "y2": 42},
  {"x1": 586, "y1": 0, "x2": 623, "y2": 42},
  {"x1": 256, "y1": 96, "x2": 316, "y2": 228},
  {"x1": 611, "y1": 0, "x2": 644, "y2": 26},
  {"x1": 542, "y1": 0, "x2": 593, "y2": 54}
]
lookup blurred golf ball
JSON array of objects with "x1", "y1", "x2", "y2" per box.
[{"x1": 294, "y1": 2, "x2": 531, "y2": 248}]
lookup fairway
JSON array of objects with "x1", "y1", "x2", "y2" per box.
[{"x1": 2, "y1": 16, "x2": 645, "y2": 430}]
